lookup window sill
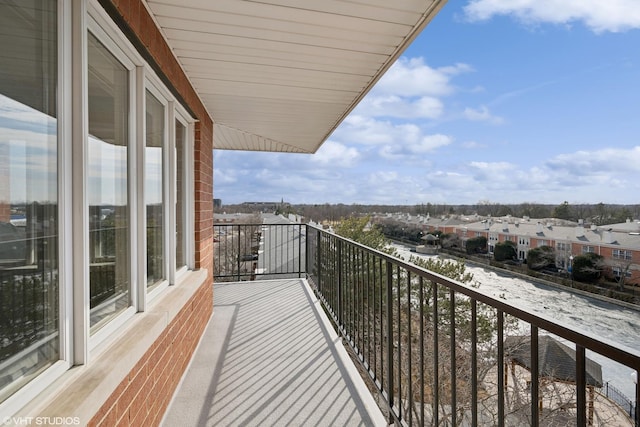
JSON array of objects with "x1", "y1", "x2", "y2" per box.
[{"x1": 17, "y1": 268, "x2": 209, "y2": 424}]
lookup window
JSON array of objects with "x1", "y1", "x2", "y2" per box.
[
  {"x1": 175, "y1": 120, "x2": 187, "y2": 270},
  {"x1": 145, "y1": 90, "x2": 165, "y2": 289},
  {"x1": 582, "y1": 246, "x2": 595, "y2": 254},
  {"x1": 0, "y1": 0, "x2": 59, "y2": 403},
  {"x1": 0, "y1": 2, "x2": 196, "y2": 408},
  {"x1": 87, "y1": 31, "x2": 131, "y2": 331},
  {"x1": 538, "y1": 240, "x2": 548, "y2": 247},
  {"x1": 612, "y1": 249, "x2": 632, "y2": 260},
  {"x1": 612, "y1": 267, "x2": 632, "y2": 278}
]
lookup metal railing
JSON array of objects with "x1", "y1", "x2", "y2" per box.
[
  {"x1": 0, "y1": 234, "x2": 58, "y2": 365},
  {"x1": 217, "y1": 223, "x2": 640, "y2": 426},
  {"x1": 604, "y1": 381, "x2": 637, "y2": 421},
  {"x1": 213, "y1": 224, "x2": 305, "y2": 281}
]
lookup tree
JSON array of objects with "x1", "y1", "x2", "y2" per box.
[
  {"x1": 526, "y1": 246, "x2": 556, "y2": 271},
  {"x1": 494, "y1": 241, "x2": 517, "y2": 262},
  {"x1": 466, "y1": 236, "x2": 487, "y2": 254},
  {"x1": 440, "y1": 233, "x2": 462, "y2": 250},
  {"x1": 603, "y1": 257, "x2": 634, "y2": 291},
  {"x1": 334, "y1": 215, "x2": 388, "y2": 251},
  {"x1": 552, "y1": 201, "x2": 572, "y2": 220},
  {"x1": 572, "y1": 253, "x2": 603, "y2": 283}
]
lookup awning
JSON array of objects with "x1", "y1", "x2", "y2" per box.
[{"x1": 145, "y1": 0, "x2": 447, "y2": 153}]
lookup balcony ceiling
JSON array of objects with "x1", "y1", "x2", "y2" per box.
[{"x1": 145, "y1": 0, "x2": 447, "y2": 153}]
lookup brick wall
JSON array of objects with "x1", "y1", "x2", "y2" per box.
[
  {"x1": 86, "y1": 1, "x2": 215, "y2": 425},
  {"x1": 87, "y1": 282, "x2": 212, "y2": 426}
]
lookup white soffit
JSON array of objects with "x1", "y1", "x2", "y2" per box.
[{"x1": 145, "y1": 0, "x2": 447, "y2": 153}]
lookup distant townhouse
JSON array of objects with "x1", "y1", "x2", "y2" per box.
[{"x1": 461, "y1": 218, "x2": 640, "y2": 284}]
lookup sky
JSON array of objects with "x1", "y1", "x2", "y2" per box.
[{"x1": 213, "y1": 0, "x2": 640, "y2": 206}]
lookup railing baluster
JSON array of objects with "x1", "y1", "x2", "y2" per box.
[
  {"x1": 397, "y1": 265, "x2": 402, "y2": 421},
  {"x1": 337, "y1": 239, "x2": 343, "y2": 327},
  {"x1": 419, "y1": 276, "x2": 424, "y2": 427},
  {"x1": 407, "y1": 270, "x2": 413, "y2": 426},
  {"x1": 298, "y1": 224, "x2": 302, "y2": 278},
  {"x1": 498, "y1": 310, "x2": 505, "y2": 427},
  {"x1": 531, "y1": 326, "x2": 539, "y2": 427},
  {"x1": 471, "y1": 299, "x2": 478, "y2": 427},
  {"x1": 576, "y1": 344, "x2": 587, "y2": 426},
  {"x1": 635, "y1": 372, "x2": 639, "y2": 427},
  {"x1": 386, "y1": 260, "x2": 394, "y2": 423},
  {"x1": 236, "y1": 224, "x2": 241, "y2": 281},
  {"x1": 433, "y1": 280, "x2": 439, "y2": 426},
  {"x1": 450, "y1": 288, "x2": 457, "y2": 426}
]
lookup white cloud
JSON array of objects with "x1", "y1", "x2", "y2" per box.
[
  {"x1": 463, "y1": 0, "x2": 640, "y2": 33},
  {"x1": 545, "y1": 146, "x2": 640, "y2": 173},
  {"x1": 380, "y1": 133, "x2": 452, "y2": 160},
  {"x1": 463, "y1": 105, "x2": 504, "y2": 124},
  {"x1": 462, "y1": 140, "x2": 486, "y2": 149},
  {"x1": 372, "y1": 57, "x2": 473, "y2": 97},
  {"x1": 351, "y1": 57, "x2": 473, "y2": 120},
  {"x1": 312, "y1": 140, "x2": 360, "y2": 167},
  {"x1": 356, "y1": 95, "x2": 444, "y2": 119}
]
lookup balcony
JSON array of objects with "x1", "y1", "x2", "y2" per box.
[{"x1": 166, "y1": 221, "x2": 640, "y2": 426}]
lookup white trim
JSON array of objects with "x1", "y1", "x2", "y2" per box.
[
  {"x1": 89, "y1": 306, "x2": 136, "y2": 353},
  {"x1": 144, "y1": 81, "x2": 171, "y2": 297},
  {"x1": 168, "y1": 102, "x2": 178, "y2": 285},
  {"x1": 173, "y1": 110, "x2": 192, "y2": 276},
  {"x1": 59, "y1": 0, "x2": 73, "y2": 367},
  {"x1": 86, "y1": 10, "x2": 139, "y2": 341},
  {"x1": 87, "y1": 0, "x2": 142, "y2": 67},
  {"x1": 135, "y1": 66, "x2": 146, "y2": 312},
  {"x1": 186, "y1": 121, "x2": 196, "y2": 270},
  {"x1": 71, "y1": 0, "x2": 90, "y2": 366}
]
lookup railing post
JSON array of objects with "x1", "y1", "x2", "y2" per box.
[
  {"x1": 337, "y1": 238, "x2": 343, "y2": 326},
  {"x1": 386, "y1": 260, "x2": 394, "y2": 423},
  {"x1": 299, "y1": 224, "x2": 303, "y2": 278},
  {"x1": 237, "y1": 225, "x2": 241, "y2": 282},
  {"x1": 576, "y1": 345, "x2": 587, "y2": 426},
  {"x1": 531, "y1": 326, "x2": 539, "y2": 427},
  {"x1": 316, "y1": 228, "x2": 321, "y2": 290},
  {"x1": 635, "y1": 376, "x2": 640, "y2": 427}
]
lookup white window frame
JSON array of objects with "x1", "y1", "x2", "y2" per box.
[
  {"x1": 86, "y1": 10, "x2": 141, "y2": 352},
  {"x1": 0, "y1": 0, "x2": 73, "y2": 416},
  {"x1": 2, "y1": 1, "x2": 198, "y2": 414},
  {"x1": 172, "y1": 107, "x2": 195, "y2": 283},
  {"x1": 144, "y1": 77, "x2": 172, "y2": 303}
]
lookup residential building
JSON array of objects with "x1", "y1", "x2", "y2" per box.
[
  {"x1": 0, "y1": 0, "x2": 447, "y2": 424},
  {"x1": 463, "y1": 218, "x2": 640, "y2": 284}
]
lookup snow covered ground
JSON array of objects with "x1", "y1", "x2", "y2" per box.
[{"x1": 392, "y1": 244, "x2": 640, "y2": 401}]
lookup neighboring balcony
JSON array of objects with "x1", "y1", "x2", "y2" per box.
[{"x1": 171, "y1": 221, "x2": 640, "y2": 426}]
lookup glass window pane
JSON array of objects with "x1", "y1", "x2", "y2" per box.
[
  {"x1": 175, "y1": 120, "x2": 186, "y2": 270},
  {"x1": 88, "y1": 32, "x2": 130, "y2": 331},
  {"x1": 0, "y1": 0, "x2": 59, "y2": 403},
  {"x1": 145, "y1": 91, "x2": 164, "y2": 288}
]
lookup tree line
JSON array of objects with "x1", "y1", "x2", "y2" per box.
[{"x1": 219, "y1": 201, "x2": 640, "y2": 225}]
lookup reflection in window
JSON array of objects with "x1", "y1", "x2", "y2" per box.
[
  {"x1": 0, "y1": 0, "x2": 59, "y2": 403},
  {"x1": 146, "y1": 91, "x2": 165, "y2": 288},
  {"x1": 88, "y1": 32, "x2": 130, "y2": 331},
  {"x1": 175, "y1": 120, "x2": 186, "y2": 270}
]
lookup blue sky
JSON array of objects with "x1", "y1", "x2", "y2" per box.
[{"x1": 214, "y1": 0, "x2": 640, "y2": 206}]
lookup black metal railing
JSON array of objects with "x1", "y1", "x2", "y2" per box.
[
  {"x1": 604, "y1": 381, "x2": 637, "y2": 421},
  {"x1": 217, "y1": 223, "x2": 640, "y2": 426},
  {"x1": 0, "y1": 234, "x2": 58, "y2": 365},
  {"x1": 213, "y1": 223, "x2": 305, "y2": 281}
]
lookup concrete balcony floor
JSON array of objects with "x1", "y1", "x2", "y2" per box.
[{"x1": 162, "y1": 278, "x2": 386, "y2": 426}]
